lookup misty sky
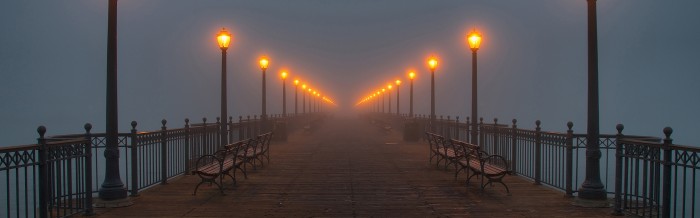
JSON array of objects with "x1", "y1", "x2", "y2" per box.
[{"x1": 1, "y1": 1, "x2": 699, "y2": 145}]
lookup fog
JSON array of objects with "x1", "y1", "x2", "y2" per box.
[{"x1": 1, "y1": 0, "x2": 698, "y2": 145}]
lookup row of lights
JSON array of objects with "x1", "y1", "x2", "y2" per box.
[
  {"x1": 216, "y1": 28, "x2": 335, "y2": 147},
  {"x1": 356, "y1": 29, "x2": 482, "y2": 131}
]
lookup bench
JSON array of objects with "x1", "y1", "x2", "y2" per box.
[
  {"x1": 450, "y1": 139, "x2": 512, "y2": 194},
  {"x1": 425, "y1": 132, "x2": 463, "y2": 170},
  {"x1": 242, "y1": 132, "x2": 273, "y2": 170},
  {"x1": 192, "y1": 139, "x2": 250, "y2": 195}
]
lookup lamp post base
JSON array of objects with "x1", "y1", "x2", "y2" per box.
[
  {"x1": 98, "y1": 186, "x2": 128, "y2": 201},
  {"x1": 572, "y1": 196, "x2": 611, "y2": 208},
  {"x1": 93, "y1": 197, "x2": 133, "y2": 208}
]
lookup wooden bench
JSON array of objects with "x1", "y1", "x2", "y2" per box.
[
  {"x1": 425, "y1": 132, "x2": 463, "y2": 170},
  {"x1": 450, "y1": 139, "x2": 512, "y2": 194},
  {"x1": 192, "y1": 139, "x2": 250, "y2": 195}
]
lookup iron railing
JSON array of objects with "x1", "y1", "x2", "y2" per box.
[{"x1": 0, "y1": 113, "x2": 320, "y2": 218}]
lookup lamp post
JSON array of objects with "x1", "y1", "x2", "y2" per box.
[
  {"x1": 467, "y1": 30, "x2": 482, "y2": 145},
  {"x1": 409, "y1": 72, "x2": 415, "y2": 117},
  {"x1": 302, "y1": 84, "x2": 307, "y2": 114},
  {"x1": 260, "y1": 58, "x2": 269, "y2": 126},
  {"x1": 395, "y1": 80, "x2": 401, "y2": 115},
  {"x1": 381, "y1": 88, "x2": 386, "y2": 113},
  {"x1": 294, "y1": 80, "x2": 299, "y2": 115},
  {"x1": 308, "y1": 89, "x2": 313, "y2": 113},
  {"x1": 387, "y1": 84, "x2": 393, "y2": 114},
  {"x1": 428, "y1": 58, "x2": 438, "y2": 131},
  {"x1": 281, "y1": 71, "x2": 287, "y2": 117},
  {"x1": 579, "y1": 0, "x2": 606, "y2": 201},
  {"x1": 217, "y1": 29, "x2": 232, "y2": 146},
  {"x1": 100, "y1": 0, "x2": 128, "y2": 201}
]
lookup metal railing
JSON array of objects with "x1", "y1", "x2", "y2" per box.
[
  {"x1": 0, "y1": 113, "x2": 321, "y2": 218},
  {"x1": 370, "y1": 112, "x2": 697, "y2": 217}
]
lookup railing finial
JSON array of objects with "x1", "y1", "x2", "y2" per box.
[
  {"x1": 615, "y1": 124, "x2": 624, "y2": 134},
  {"x1": 494, "y1": 118, "x2": 498, "y2": 124},
  {"x1": 161, "y1": 119, "x2": 167, "y2": 127},
  {"x1": 512, "y1": 119, "x2": 517, "y2": 126},
  {"x1": 185, "y1": 118, "x2": 190, "y2": 125},
  {"x1": 84, "y1": 123, "x2": 93, "y2": 133},
  {"x1": 37, "y1": 126, "x2": 46, "y2": 138},
  {"x1": 663, "y1": 127, "x2": 673, "y2": 140},
  {"x1": 203, "y1": 117, "x2": 207, "y2": 123},
  {"x1": 567, "y1": 121, "x2": 574, "y2": 131},
  {"x1": 536, "y1": 120, "x2": 541, "y2": 128}
]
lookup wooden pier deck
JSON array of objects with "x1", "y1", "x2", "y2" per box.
[{"x1": 86, "y1": 115, "x2": 616, "y2": 217}]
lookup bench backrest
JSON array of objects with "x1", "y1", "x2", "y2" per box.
[{"x1": 450, "y1": 139, "x2": 481, "y2": 159}]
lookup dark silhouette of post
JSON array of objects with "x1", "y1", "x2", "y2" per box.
[
  {"x1": 294, "y1": 80, "x2": 299, "y2": 115},
  {"x1": 395, "y1": 80, "x2": 401, "y2": 115},
  {"x1": 409, "y1": 72, "x2": 415, "y2": 117},
  {"x1": 100, "y1": 0, "x2": 127, "y2": 201},
  {"x1": 579, "y1": 0, "x2": 606, "y2": 200},
  {"x1": 260, "y1": 58, "x2": 268, "y2": 125},
  {"x1": 388, "y1": 85, "x2": 392, "y2": 114},
  {"x1": 428, "y1": 58, "x2": 437, "y2": 131},
  {"x1": 382, "y1": 89, "x2": 386, "y2": 113},
  {"x1": 217, "y1": 29, "x2": 231, "y2": 147},
  {"x1": 281, "y1": 72, "x2": 287, "y2": 117},
  {"x1": 302, "y1": 84, "x2": 307, "y2": 114},
  {"x1": 467, "y1": 31, "x2": 482, "y2": 145}
]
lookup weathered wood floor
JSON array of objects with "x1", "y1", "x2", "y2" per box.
[{"x1": 86, "y1": 115, "x2": 616, "y2": 217}]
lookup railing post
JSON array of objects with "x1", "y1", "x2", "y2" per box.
[
  {"x1": 445, "y1": 116, "x2": 450, "y2": 139},
  {"x1": 130, "y1": 121, "x2": 139, "y2": 196},
  {"x1": 479, "y1": 117, "x2": 484, "y2": 146},
  {"x1": 246, "y1": 115, "x2": 251, "y2": 139},
  {"x1": 37, "y1": 126, "x2": 48, "y2": 218},
  {"x1": 184, "y1": 119, "x2": 190, "y2": 175},
  {"x1": 661, "y1": 127, "x2": 673, "y2": 218},
  {"x1": 238, "y1": 116, "x2": 244, "y2": 141},
  {"x1": 83, "y1": 123, "x2": 95, "y2": 215},
  {"x1": 494, "y1": 118, "x2": 499, "y2": 156},
  {"x1": 202, "y1": 118, "x2": 208, "y2": 155},
  {"x1": 511, "y1": 119, "x2": 518, "y2": 175},
  {"x1": 160, "y1": 119, "x2": 168, "y2": 185},
  {"x1": 455, "y1": 117, "x2": 460, "y2": 140},
  {"x1": 466, "y1": 117, "x2": 471, "y2": 143},
  {"x1": 229, "y1": 116, "x2": 234, "y2": 143},
  {"x1": 566, "y1": 121, "x2": 575, "y2": 197},
  {"x1": 535, "y1": 120, "x2": 542, "y2": 185},
  {"x1": 216, "y1": 117, "x2": 221, "y2": 147},
  {"x1": 613, "y1": 123, "x2": 624, "y2": 215}
]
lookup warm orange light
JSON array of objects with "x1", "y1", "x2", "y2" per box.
[
  {"x1": 294, "y1": 80, "x2": 299, "y2": 85},
  {"x1": 217, "y1": 28, "x2": 232, "y2": 49},
  {"x1": 302, "y1": 84, "x2": 307, "y2": 89},
  {"x1": 467, "y1": 30, "x2": 482, "y2": 51},
  {"x1": 280, "y1": 71, "x2": 287, "y2": 79},
  {"x1": 409, "y1": 71, "x2": 416, "y2": 80},
  {"x1": 395, "y1": 80, "x2": 401, "y2": 85},
  {"x1": 388, "y1": 84, "x2": 392, "y2": 90},
  {"x1": 382, "y1": 89, "x2": 385, "y2": 93},
  {"x1": 259, "y1": 57, "x2": 269, "y2": 70},
  {"x1": 428, "y1": 58, "x2": 438, "y2": 71}
]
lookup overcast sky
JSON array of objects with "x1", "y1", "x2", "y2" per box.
[{"x1": 1, "y1": 0, "x2": 699, "y2": 145}]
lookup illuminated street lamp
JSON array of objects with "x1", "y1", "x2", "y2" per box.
[
  {"x1": 259, "y1": 57, "x2": 269, "y2": 124},
  {"x1": 302, "y1": 84, "x2": 307, "y2": 114},
  {"x1": 294, "y1": 80, "x2": 299, "y2": 115},
  {"x1": 395, "y1": 80, "x2": 401, "y2": 115},
  {"x1": 218, "y1": 28, "x2": 232, "y2": 146},
  {"x1": 409, "y1": 71, "x2": 415, "y2": 117},
  {"x1": 382, "y1": 88, "x2": 386, "y2": 113},
  {"x1": 281, "y1": 71, "x2": 287, "y2": 117},
  {"x1": 428, "y1": 57, "x2": 438, "y2": 131},
  {"x1": 467, "y1": 30, "x2": 481, "y2": 145},
  {"x1": 387, "y1": 84, "x2": 393, "y2": 114}
]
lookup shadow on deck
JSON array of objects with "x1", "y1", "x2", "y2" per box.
[{"x1": 85, "y1": 115, "x2": 616, "y2": 217}]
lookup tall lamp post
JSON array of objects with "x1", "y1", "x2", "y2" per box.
[
  {"x1": 381, "y1": 88, "x2": 386, "y2": 113},
  {"x1": 395, "y1": 80, "x2": 401, "y2": 115},
  {"x1": 281, "y1": 71, "x2": 287, "y2": 117},
  {"x1": 100, "y1": 0, "x2": 128, "y2": 202},
  {"x1": 217, "y1": 29, "x2": 232, "y2": 146},
  {"x1": 387, "y1": 84, "x2": 393, "y2": 114},
  {"x1": 260, "y1": 57, "x2": 269, "y2": 129},
  {"x1": 302, "y1": 84, "x2": 307, "y2": 114},
  {"x1": 579, "y1": 0, "x2": 606, "y2": 201},
  {"x1": 428, "y1": 58, "x2": 438, "y2": 131},
  {"x1": 467, "y1": 30, "x2": 482, "y2": 145},
  {"x1": 409, "y1": 72, "x2": 415, "y2": 117},
  {"x1": 294, "y1": 80, "x2": 299, "y2": 115}
]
